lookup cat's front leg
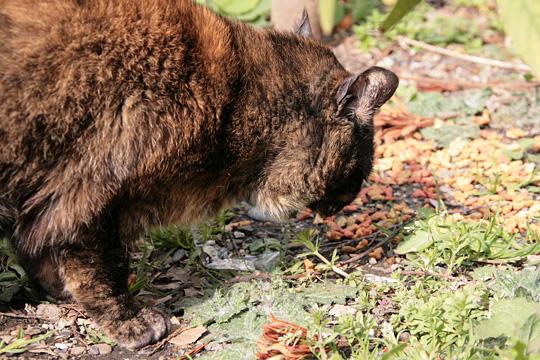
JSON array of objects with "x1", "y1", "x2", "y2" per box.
[{"x1": 61, "y1": 239, "x2": 170, "y2": 349}]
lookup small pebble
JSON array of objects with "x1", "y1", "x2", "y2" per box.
[
  {"x1": 70, "y1": 346, "x2": 86, "y2": 356},
  {"x1": 55, "y1": 343, "x2": 69, "y2": 350},
  {"x1": 172, "y1": 249, "x2": 187, "y2": 262},
  {"x1": 170, "y1": 316, "x2": 181, "y2": 326},
  {"x1": 96, "y1": 343, "x2": 112, "y2": 355},
  {"x1": 88, "y1": 345, "x2": 100, "y2": 356},
  {"x1": 233, "y1": 231, "x2": 245, "y2": 238},
  {"x1": 369, "y1": 257, "x2": 377, "y2": 265},
  {"x1": 58, "y1": 329, "x2": 72, "y2": 337}
]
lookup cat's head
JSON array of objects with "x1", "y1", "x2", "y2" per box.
[{"x1": 246, "y1": 12, "x2": 398, "y2": 221}]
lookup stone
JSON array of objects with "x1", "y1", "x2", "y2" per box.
[
  {"x1": 54, "y1": 343, "x2": 69, "y2": 350},
  {"x1": 70, "y1": 346, "x2": 86, "y2": 356},
  {"x1": 88, "y1": 345, "x2": 99, "y2": 355},
  {"x1": 95, "y1": 343, "x2": 112, "y2": 355},
  {"x1": 36, "y1": 304, "x2": 61, "y2": 322}
]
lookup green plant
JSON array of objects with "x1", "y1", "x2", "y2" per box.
[
  {"x1": 355, "y1": 3, "x2": 485, "y2": 51},
  {"x1": 395, "y1": 210, "x2": 540, "y2": 274},
  {"x1": 146, "y1": 225, "x2": 195, "y2": 251},
  {"x1": 294, "y1": 229, "x2": 349, "y2": 278},
  {"x1": 334, "y1": 312, "x2": 381, "y2": 358},
  {"x1": 0, "y1": 330, "x2": 53, "y2": 355},
  {"x1": 381, "y1": 0, "x2": 540, "y2": 79},
  {"x1": 392, "y1": 283, "x2": 491, "y2": 358},
  {"x1": 0, "y1": 238, "x2": 39, "y2": 305},
  {"x1": 319, "y1": 0, "x2": 382, "y2": 36},
  {"x1": 196, "y1": 0, "x2": 271, "y2": 26},
  {"x1": 80, "y1": 324, "x2": 116, "y2": 346},
  {"x1": 497, "y1": 0, "x2": 540, "y2": 79}
]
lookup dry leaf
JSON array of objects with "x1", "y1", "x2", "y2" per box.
[{"x1": 168, "y1": 326, "x2": 207, "y2": 348}]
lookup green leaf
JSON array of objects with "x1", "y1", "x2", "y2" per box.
[
  {"x1": 395, "y1": 230, "x2": 433, "y2": 254},
  {"x1": 381, "y1": 343, "x2": 407, "y2": 359},
  {"x1": 213, "y1": 0, "x2": 258, "y2": 16},
  {"x1": 234, "y1": 0, "x2": 271, "y2": 22},
  {"x1": 300, "y1": 282, "x2": 358, "y2": 305},
  {"x1": 475, "y1": 298, "x2": 538, "y2": 339},
  {"x1": 497, "y1": 0, "x2": 540, "y2": 79},
  {"x1": 381, "y1": 0, "x2": 421, "y2": 32}
]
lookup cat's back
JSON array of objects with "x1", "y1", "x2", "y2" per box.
[{"x1": 0, "y1": 0, "x2": 235, "y2": 184}]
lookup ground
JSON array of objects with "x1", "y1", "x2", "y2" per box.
[{"x1": 2, "y1": 1, "x2": 540, "y2": 359}]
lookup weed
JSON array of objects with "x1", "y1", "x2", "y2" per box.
[
  {"x1": 395, "y1": 210, "x2": 540, "y2": 274},
  {"x1": 294, "y1": 229, "x2": 350, "y2": 278},
  {"x1": 354, "y1": 3, "x2": 490, "y2": 51},
  {"x1": 0, "y1": 329, "x2": 53, "y2": 355}
]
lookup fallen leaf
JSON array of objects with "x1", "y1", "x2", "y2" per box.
[{"x1": 169, "y1": 326, "x2": 207, "y2": 348}]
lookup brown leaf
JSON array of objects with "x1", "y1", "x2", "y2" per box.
[
  {"x1": 256, "y1": 316, "x2": 314, "y2": 360},
  {"x1": 168, "y1": 326, "x2": 207, "y2": 348}
]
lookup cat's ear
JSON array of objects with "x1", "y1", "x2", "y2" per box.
[
  {"x1": 336, "y1": 66, "x2": 398, "y2": 122},
  {"x1": 295, "y1": 8, "x2": 313, "y2": 38}
]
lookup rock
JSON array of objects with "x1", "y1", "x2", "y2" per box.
[
  {"x1": 89, "y1": 343, "x2": 112, "y2": 355},
  {"x1": 36, "y1": 304, "x2": 62, "y2": 322},
  {"x1": 96, "y1": 343, "x2": 112, "y2": 354},
  {"x1": 233, "y1": 231, "x2": 245, "y2": 238},
  {"x1": 172, "y1": 249, "x2": 187, "y2": 262},
  {"x1": 170, "y1": 316, "x2": 181, "y2": 326},
  {"x1": 88, "y1": 345, "x2": 100, "y2": 356},
  {"x1": 54, "y1": 343, "x2": 69, "y2": 350},
  {"x1": 70, "y1": 346, "x2": 86, "y2": 356},
  {"x1": 58, "y1": 329, "x2": 72, "y2": 338},
  {"x1": 25, "y1": 327, "x2": 42, "y2": 336}
]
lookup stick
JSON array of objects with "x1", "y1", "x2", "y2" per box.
[
  {"x1": 369, "y1": 266, "x2": 463, "y2": 281},
  {"x1": 398, "y1": 36, "x2": 532, "y2": 72},
  {"x1": 313, "y1": 251, "x2": 350, "y2": 278},
  {"x1": 0, "y1": 312, "x2": 42, "y2": 320}
]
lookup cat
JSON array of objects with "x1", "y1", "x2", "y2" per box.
[{"x1": 0, "y1": 0, "x2": 398, "y2": 349}]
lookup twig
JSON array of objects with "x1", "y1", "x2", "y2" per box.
[
  {"x1": 178, "y1": 341, "x2": 210, "y2": 360},
  {"x1": 313, "y1": 251, "x2": 350, "y2": 278},
  {"x1": 398, "y1": 36, "x2": 532, "y2": 72},
  {"x1": 0, "y1": 312, "x2": 42, "y2": 320},
  {"x1": 59, "y1": 304, "x2": 86, "y2": 318}
]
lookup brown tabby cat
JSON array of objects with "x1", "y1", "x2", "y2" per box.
[{"x1": 0, "y1": 0, "x2": 398, "y2": 349}]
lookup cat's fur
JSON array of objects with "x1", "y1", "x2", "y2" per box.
[{"x1": 0, "y1": 0, "x2": 398, "y2": 349}]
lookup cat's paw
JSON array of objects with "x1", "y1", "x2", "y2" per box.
[{"x1": 107, "y1": 308, "x2": 170, "y2": 350}]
